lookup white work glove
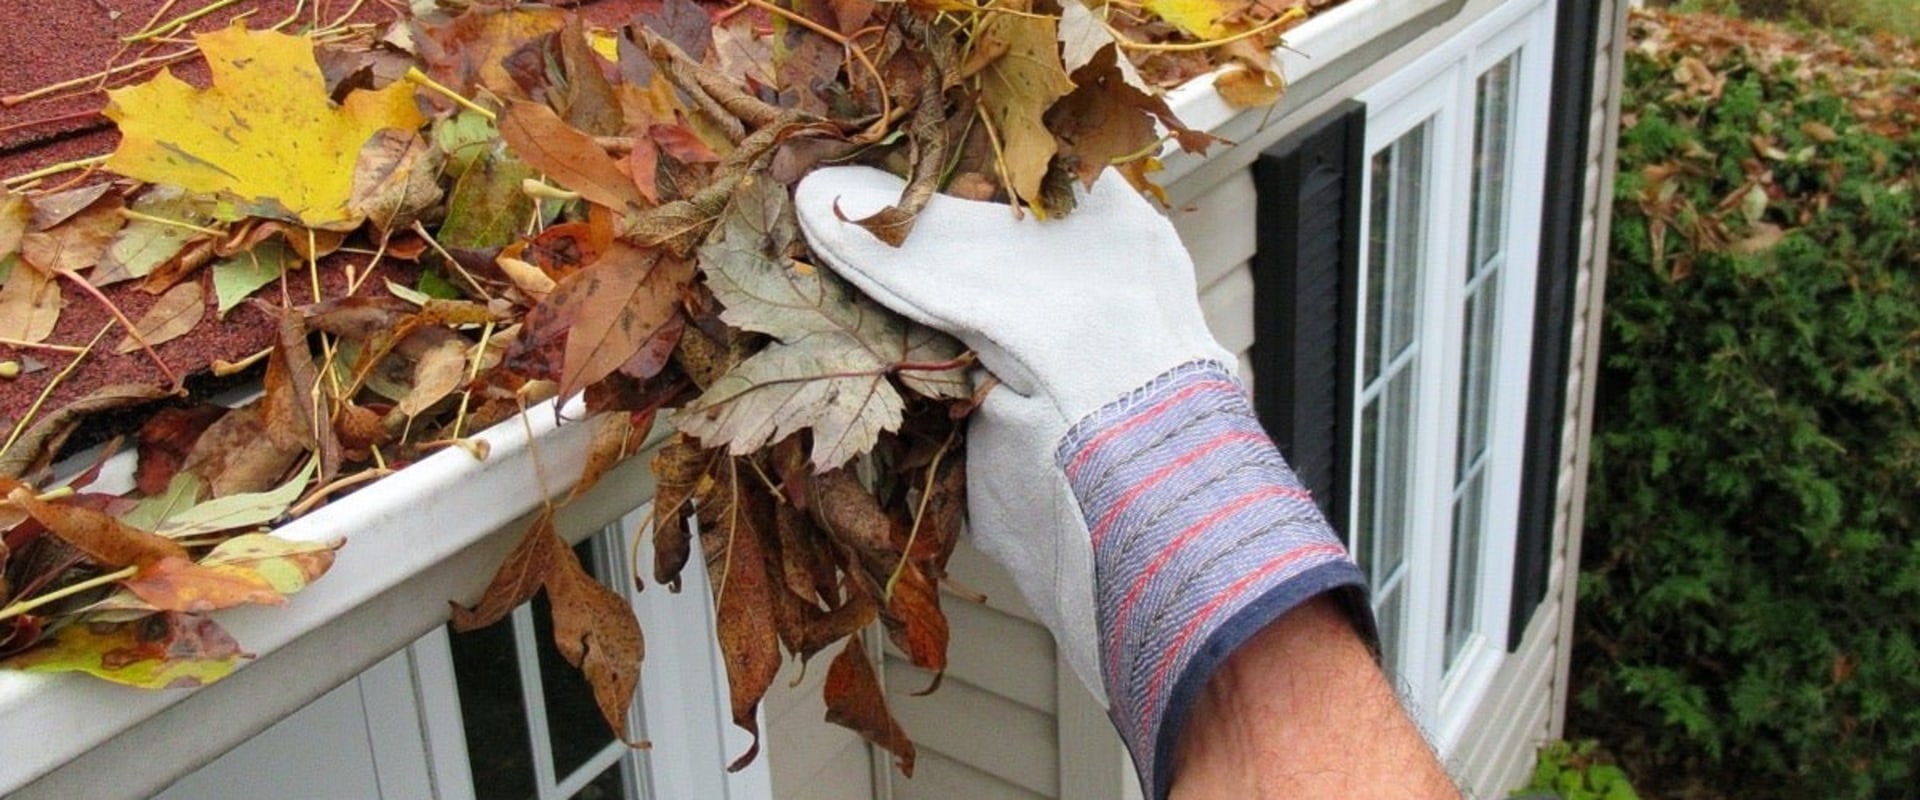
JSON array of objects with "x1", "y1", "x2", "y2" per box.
[{"x1": 796, "y1": 166, "x2": 1368, "y2": 800}]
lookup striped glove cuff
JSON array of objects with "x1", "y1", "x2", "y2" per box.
[{"x1": 1057, "y1": 360, "x2": 1373, "y2": 800}]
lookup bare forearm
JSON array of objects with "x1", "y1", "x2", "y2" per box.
[{"x1": 1171, "y1": 597, "x2": 1461, "y2": 799}]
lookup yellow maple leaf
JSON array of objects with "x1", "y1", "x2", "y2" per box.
[
  {"x1": 976, "y1": 1, "x2": 1076, "y2": 209},
  {"x1": 1145, "y1": 0, "x2": 1235, "y2": 39},
  {"x1": 103, "y1": 25, "x2": 425, "y2": 230}
]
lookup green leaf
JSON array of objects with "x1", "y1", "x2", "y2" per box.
[
  {"x1": 157, "y1": 460, "x2": 315, "y2": 538},
  {"x1": 94, "y1": 187, "x2": 214, "y2": 285},
  {"x1": 212, "y1": 240, "x2": 293, "y2": 317},
  {"x1": 122, "y1": 473, "x2": 203, "y2": 531}
]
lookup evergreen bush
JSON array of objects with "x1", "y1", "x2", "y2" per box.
[{"x1": 1575, "y1": 10, "x2": 1920, "y2": 799}]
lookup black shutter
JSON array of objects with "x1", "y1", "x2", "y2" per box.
[
  {"x1": 1251, "y1": 101, "x2": 1366, "y2": 540},
  {"x1": 1510, "y1": 0, "x2": 1604, "y2": 650}
]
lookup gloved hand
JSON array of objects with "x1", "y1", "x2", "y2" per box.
[{"x1": 795, "y1": 166, "x2": 1369, "y2": 799}]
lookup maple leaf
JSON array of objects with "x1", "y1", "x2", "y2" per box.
[
  {"x1": 975, "y1": 1, "x2": 1077, "y2": 209},
  {"x1": 677, "y1": 178, "x2": 967, "y2": 470},
  {"x1": 103, "y1": 25, "x2": 426, "y2": 229}
]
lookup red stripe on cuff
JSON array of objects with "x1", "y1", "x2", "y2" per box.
[
  {"x1": 1103, "y1": 484, "x2": 1306, "y2": 680},
  {"x1": 1135, "y1": 542, "x2": 1351, "y2": 729},
  {"x1": 1063, "y1": 379, "x2": 1241, "y2": 479},
  {"x1": 1088, "y1": 430, "x2": 1270, "y2": 548}
]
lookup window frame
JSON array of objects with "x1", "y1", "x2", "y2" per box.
[{"x1": 1347, "y1": 0, "x2": 1555, "y2": 747}]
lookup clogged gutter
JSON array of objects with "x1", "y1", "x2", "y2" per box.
[{"x1": 0, "y1": 0, "x2": 1327, "y2": 773}]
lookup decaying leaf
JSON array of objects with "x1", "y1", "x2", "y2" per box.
[
  {"x1": 451, "y1": 509, "x2": 562, "y2": 631},
  {"x1": 697, "y1": 458, "x2": 782, "y2": 771},
  {"x1": 157, "y1": 460, "x2": 316, "y2": 538},
  {"x1": 824, "y1": 634, "x2": 916, "y2": 775},
  {"x1": 122, "y1": 555, "x2": 285, "y2": 613},
  {"x1": 7, "y1": 487, "x2": 187, "y2": 568},
  {"x1": 0, "y1": 612, "x2": 251, "y2": 688},
  {"x1": 103, "y1": 26, "x2": 426, "y2": 228},
  {"x1": 546, "y1": 534, "x2": 646, "y2": 745}
]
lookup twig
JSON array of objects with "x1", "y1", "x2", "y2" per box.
[
  {"x1": 449, "y1": 320, "x2": 496, "y2": 440},
  {"x1": 57, "y1": 268, "x2": 185, "y2": 392},
  {"x1": 411, "y1": 220, "x2": 496, "y2": 303},
  {"x1": 0, "y1": 566, "x2": 140, "y2": 623},
  {"x1": 287, "y1": 466, "x2": 393, "y2": 518}
]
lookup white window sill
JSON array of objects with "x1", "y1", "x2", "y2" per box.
[{"x1": 0, "y1": 1, "x2": 1432, "y2": 794}]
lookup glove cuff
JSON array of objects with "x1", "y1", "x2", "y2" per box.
[{"x1": 1056, "y1": 360, "x2": 1373, "y2": 800}]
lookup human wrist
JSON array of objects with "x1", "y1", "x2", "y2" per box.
[{"x1": 1055, "y1": 360, "x2": 1370, "y2": 799}]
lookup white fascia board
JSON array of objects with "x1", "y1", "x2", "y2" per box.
[
  {"x1": 0, "y1": 398, "x2": 661, "y2": 799},
  {"x1": 1158, "y1": 0, "x2": 1450, "y2": 189}
]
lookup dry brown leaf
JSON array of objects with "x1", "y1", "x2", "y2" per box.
[
  {"x1": 501, "y1": 100, "x2": 647, "y2": 212},
  {"x1": 545, "y1": 534, "x2": 647, "y2": 745},
  {"x1": 6, "y1": 487, "x2": 187, "y2": 569},
  {"x1": 451, "y1": 508, "x2": 562, "y2": 631},
  {"x1": 649, "y1": 433, "x2": 711, "y2": 590},
  {"x1": 555, "y1": 244, "x2": 694, "y2": 401},
  {"x1": 116, "y1": 281, "x2": 206, "y2": 354},
  {"x1": 0, "y1": 264, "x2": 61, "y2": 345},
  {"x1": 823, "y1": 633, "x2": 916, "y2": 775},
  {"x1": 697, "y1": 458, "x2": 782, "y2": 771}
]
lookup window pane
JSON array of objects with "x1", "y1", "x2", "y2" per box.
[
  {"x1": 1375, "y1": 373, "x2": 1414, "y2": 585},
  {"x1": 449, "y1": 615, "x2": 538, "y2": 800},
  {"x1": 1469, "y1": 55, "x2": 1517, "y2": 275},
  {"x1": 576, "y1": 761, "x2": 628, "y2": 800},
  {"x1": 1445, "y1": 470, "x2": 1486, "y2": 668},
  {"x1": 1387, "y1": 126, "x2": 1427, "y2": 364},
  {"x1": 1355, "y1": 400, "x2": 1378, "y2": 575},
  {"x1": 1365, "y1": 148, "x2": 1392, "y2": 383},
  {"x1": 1376, "y1": 582, "x2": 1405, "y2": 669}
]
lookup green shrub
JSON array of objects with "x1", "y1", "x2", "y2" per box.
[
  {"x1": 1574, "y1": 11, "x2": 1920, "y2": 799},
  {"x1": 1515, "y1": 741, "x2": 1642, "y2": 800}
]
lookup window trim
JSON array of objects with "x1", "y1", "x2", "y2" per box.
[{"x1": 1349, "y1": 0, "x2": 1556, "y2": 746}]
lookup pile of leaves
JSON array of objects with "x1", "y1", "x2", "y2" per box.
[
  {"x1": 1575, "y1": 9, "x2": 1919, "y2": 798},
  {"x1": 0, "y1": 0, "x2": 1317, "y2": 773}
]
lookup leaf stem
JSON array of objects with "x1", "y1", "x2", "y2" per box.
[
  {"x1": 0, "y1": 337, "x2": 87, "y2": 354},
  {"x1": 449, "y1": 320, "x2": 495, "y2": 440},
  {"x1": 119, "y1": 208, "x2": 225, "y2": 237},
  {"x1": 0, "y1": 48, "x2": 200, "y2": 108},
  {"x1": 3, "y1": 156, "x2": 111, "y2": 188},
  {"x1": 121, "y1": 0, "x2": 241, "y2": 43},
  {"x1": 885, "y1": 429, "x2": 955, "y2": 598},
  {"x1": 0, "y1": 565, "x2": 141, "y2": 623},
  {"x1": 404, "y1": 67, "x2": 497, "y2": 121}
]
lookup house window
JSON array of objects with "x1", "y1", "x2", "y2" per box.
[{"x1": 1342, "y1": 0, "x2": 1553, "y2": 739}]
